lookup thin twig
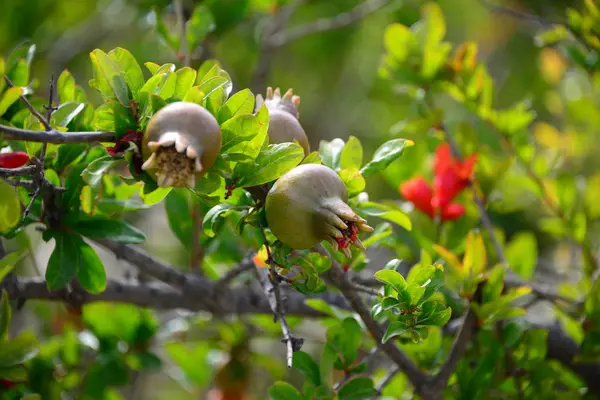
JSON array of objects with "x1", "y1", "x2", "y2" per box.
[
  {"x1": 39, "y1": 76, "x2": 57, "y2": 166},
  {"x1": 267, "y1": 0, "x2": 392, "y2": 47},
  {"x1": 4, "y1": 76, "x2": 52, "y2": 131},
  {"x1": 0, "y1": 124, "x2": 116, "y2": 143},
  {"x1": 371, "y1": 366, "x2": 401, "y2": 399},
  {"x1": 173, "y1": 0, "x2": 190, "y2": 66},
  {"x1": 433, "y1": 285, "x2": 483, "y2": 388},
  {"x1": 256, "y1": 227, "x2": 302, "y2": 368},
  {"x1": 214, "y1": 253, "x2": 255, "y2": 292}
]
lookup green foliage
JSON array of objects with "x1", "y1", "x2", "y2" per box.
[{"x1": 373, "y1": 263, "x2": 450, "y2": 344}]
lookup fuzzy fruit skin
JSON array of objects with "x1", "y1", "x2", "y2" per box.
[
  {"x1": 265, "y1": 164, "x2": 371, "y2": 251},
  {"x1": 267, "y1": 109, "x2": 310, "y2": 156},
  {"x1": 141, "y1": 102, "x2": 222, "y2": 187}
]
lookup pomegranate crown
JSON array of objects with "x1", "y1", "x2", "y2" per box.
[{"x1": 255, "y1": 87, "x2": 301, "y2": 119}]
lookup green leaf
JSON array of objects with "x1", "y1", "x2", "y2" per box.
[
  {"x1": 139, "y1": 186, "x2": 171, "y2": 205},
  {"x1": 406, "y1": 263, "x2": 444, "y2": 303},
  {"x1": 505, "y1": 232, "x2": 538, "y2": 280},
  {"x1": 174, "y1": 67, "x2": 197, "y2": 99},
  {"x1": 165, "y1": 189, "x2": 192, "y2": 249},
  {"x1": 338, "y1": 168, "x2": 366, "y2": 198},
  {"x1": 70, "y1": 216, "x2": 145, "y2": 244},
  {"x1": 0, "y1": 249, "x2": 27, "y2": 283},
  {"x1": 0, "y1": 181, "x2": 21, "y2": 233},
  {"x1": 358, "y1": 201, "x2": 412, "y2": 231},
  {"x1": 57, "y1": 69, "x2": 76, "y2": 103},
  {"x1": 428, "y1": 307, "x2": 452, "y2": 326},
  {"x1": 54, "y1": 144, "x2": 86, "y2": 169},
  {"x1": 45, "y1": 232, "x2": 82, "y2": 290},
  {"x1": 108, "y1": 47, "x2": 144, "y2": 101},
  {"x1": 382, "y1": 321, "x2": 408, "y2": 343},
  {"x1": 202, "y1": 204, "x2": 241, "y2": 237},
  {"x1": 144, "y1": 62, "x2": 161, "y2": 75},
  {"x1": 235, "y1": 143, "x2": 304, "y2": 187},
  {"x1": 0, "y1": 87, "x2": 23, "y2": 116},
  {"x1": 374, "y1": 270, "x2": 407, "y2": 295},
  {"x1": 76, "y1": 240, "x2": 107, "y2": 293},
  {"x1": 81, "y1": 156, "x2": 124, "y2": 189},
  {"x1": 340, "y1": 136, "x2": 363, "y2": 170},
  {"x1": 0, "y1": 58, "x2": 5, "y2": 93},
  {"x1": 8, "y1": 59, "x2": 29, "y2": 87},
  {"x1": 218, "y1": 88, "x2": 255, "y2": 123},
  {"x1": 0, "y1": 364, "x2": 26, "y2": 382},
  {"x1": 463, "y1": 230, "x2": 486, "y2": 275},
  {"x1": 89, "y1": 49, "x2": 130, "y2": 105},
  {"x1": 338, "y1": 377, "x2": 376, "y2": 399},
  {"x1": 493, "y1": 101, "x2": 536, "y2": 135},
  {"x1": 0, "y1": 290, "x2": 11, "y2": 339},
  {"x1": 0, "y1": 331, "x2": 37, "y2": 367},
  {"x1": 319, "y1": 138, "x2": 345, "y2": 170},
  {"x1": 50, "y1": 102, "x2": 85, "y2": 128},
  {"x1": 384, "y1": 23, "x2": 417, "y2": 62},
  {"x1": 268, "y1": 381, "x2": 303, "y2": 400},
  {"x1": 221, "y1": 105, "x2": 269, "y2": 160},
  {"x1": 319, "y1": 343, "x2": 337, "y2": 390},
  {"x1": 186, "y1": 5, "x2": 216, "y2": 52},
  {"x1": 301, "y1": 151, "x2": 322, "y2": 165},
  {"x1": 361, "y1": 139, "x2": 414, "y2": 177},
  {"x1": 165, "y1": 342, "x2": 210, "y2": 385},
  {"x1": 139, "y1": 71, "x2": 176, "y2": 100},
  {"x1": 292, "y1": 351, "x2": 320, "y2": 386}
]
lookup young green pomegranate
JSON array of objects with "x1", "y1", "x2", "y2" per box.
[
  {"x1": 256, "y1": 87, "x2": 310, "y2": 156},
  {"x1": 141, "y1": 102, "x2": 222, "y2": 188},
  {"x1": 265, "y1": 164, "x2": 373, "y2": 257}
]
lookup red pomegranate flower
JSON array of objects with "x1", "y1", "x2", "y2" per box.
[
  {"x1": 399, "y1": 143, "x2": 477, "y2": 223},
  {"x1": 400, "y1": 177, "x2": 435, "y2": 218},
  {"x1": 400, "y1": 177, "x2": 466, "y2": 222},
  {"x1": 0, "y1": 152, "x2": 30, "y2": 169},
  {"x1": 431, "y1": 144, "x2": 477, "y2": 209}
]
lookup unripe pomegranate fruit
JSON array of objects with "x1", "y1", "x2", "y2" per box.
[
  {"x1": 265, "y1": 164, "x2": 373, "y2": 256},
  {"x1": 141, "y1": 102, "x2": 221, "y2": 188},
  {"x1": 255, "y1": 87, "x2": 310, "y2": 156}
]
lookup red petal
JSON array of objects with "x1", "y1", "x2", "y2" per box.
[
  {"x1": 441, "y1": 203, "x2": 465, "y2": 221},
  {"x1": 434, "y1": 143, "x2": 455, "y2": 176},
  {"x1": 0, "y1": 152, "x2": 30, "y2": 169},
  {"x1": 400, "y1": 177, "x2": 435, "y2": 218}
]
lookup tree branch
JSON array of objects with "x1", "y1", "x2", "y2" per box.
[
  {"x1": 0, "y1": 165, "x2": 37, "y2": 178},
  {"x1": 0, "y1": 124, "x2": 116, "y2": 144},
  {"x1": 95, "y1": 240, "x2": 189, "y2": 287},
  {"x1": 266, "y1": 0, "x2": 392, "y2": 48},
  {"x1": 432, "y1": 284, "x2": 483, "y2": 388},
  {"x1": 0, "y1": 276, "x2": 349, "y2": 317}
]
